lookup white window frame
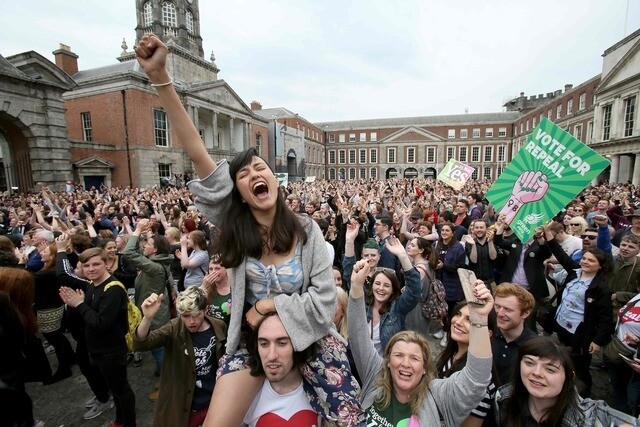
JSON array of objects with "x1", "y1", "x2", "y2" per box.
[
  {"x1": 154, "y1": 109, "x2": 169, "y2": 147},
  {"x1": 387, "y1": 147, "x2": 396, "y2": 163},
  {"x1": 497, "y1": 145, "x2": 506, "y2": 162},
  {"x1": 471, "y1": 169, "x2": 479, "y2": 179},
  {"x1": 426, "y1": 147, "x2": 435, "y2": 163},
  {"x1": 471, "y1": 146, "x2": 480, "y2": 162},
  {"x1": 459, "y1": 146, "x2": 468, "y2": 162},
  {"x1": 370, "y1": 132, "x2": 377, "y2": 141},
  {"x1": 460, "y1": 129, "x2": 468, "y2": 139},
  {"x1": 448, "y1": 129, "x2": 456, "y2": 138},
  {"x1": 370, "y1": 167, "x2": 377, "y2": 179},
  {"x1": 143, "y1": 1, "x2": 153, "y2": 27},
  {"x1": 81, "y1": 112, "x2": 92, "y2": 142},
  {"x1": 369, "y1": 148, "x2": 378, "y2": 163},
  {"x1": 162, "y1": 1, "x2": 177, "y2": 27},
  {"x1": 446, "y1": 146, "x2": 456, "y2": 161},
  {"x1": 158, "y1": 163, "x2": 172, "y2": 179},
  {"x1": 483, "y1": 166, "x2": 492, "y2": 180},
  {"x1": 349, "y1": 133, "x2": 356, "y2": 142},
  {"x1": 472, "y1": 128, "x2": 480, "y2": 138},
  {"x1": 359, "y1": 132, "x2": 366, "y2": 142},
  {"x1": 556, "y1": 104, "x2": 562, "y2": 119},
  {"x1": 567, "y1": 99, "x2": 573, "y2": 115},
  {"x1": 602, "y1": 104, "x2": 612, "y2": 141},
  {"x1": 407, "y1": 147, "x2": 416, "y2": 163},
  {"x1": 348, "y1": 149, "x2": 356, "y2": 164},
  {"x1": 186, "y1": 10, "x2": 194, "y2": 33},
  {"x1": 338, "y1": 149, "x2": 346, "y2": 164},
  {"x1": 328, "y1": 134, "x2": 335, "y2": 143},
  {"x1": 339, "y1": 134, "x2": 346, "y2": 143},
  {"x1": 328, "y1": 150, "x2": 336, "y2": 164},
  {"x1": 484, "y1": 146, "x2": 493, "y2": 162},
  {"x1": 348, "y1": 168, "x2": 356, "y2": 180},
  {"x1": 498, "y1": 127, "x2": 507, "y2": 137},
  {"x1": 329, "y1": 168, "x2": 336, "y2": 180},
  {"x1": 359, "y1": 168, "x2": 367, "y2": 179},
  {"x1": 485, "y1": 128, "x2": 493, "y2": 137},
  {"x1": 574, "y1": 124, "x2": 583, "y2": 141},
  {"x1": 547, "y1": 108, "x2": 552, "y2": 118},
  {"x1": 579, "y1": 93, "x2": 586, "y2": 110},
  {"x1": 359, "y1": 149, "x2": 367, "y2": 164},
  {"x1": 624, "y1": 96, "x2": 636, "y2": 138}
]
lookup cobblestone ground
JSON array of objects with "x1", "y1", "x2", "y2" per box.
[{"x1": 26, "y1": 332, "x2": 613, "y2": 427}]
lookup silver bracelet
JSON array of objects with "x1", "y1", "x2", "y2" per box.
[
  {"x1": 151, "y1": 79, "x2": 173, "y2": 87},
  {"x1": 470, "y1": 322, "x2": 488, "y2": 328}
]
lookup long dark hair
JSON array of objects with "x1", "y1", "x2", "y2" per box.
[
  {"x1": 367, "y1": 269, "x2": 402, "y2": 315},
  {"x1": 503, "y1": 336, "x2": 576, "y2": 427},
  {"x1": 437, "y1": 222, "x2": 458, "y2": 248},
  {"x1": 213, "y1": 148, "x2": 307, "y2": 268},
  {"x1": 414, "y1": 237, "x2": 438, "y2": 270},
  {"x1": 436, "y1": 301, "x2": 497, "y2": 377},
  {"x1": 582, "y1": 247, "x2": 612, "y2": 275}
]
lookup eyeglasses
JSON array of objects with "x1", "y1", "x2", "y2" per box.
[
  {"x1": 374, "y1": 267, "x2": 396, "y2": 275},
  {"x1": 580, "y1": 235, "x2": 597, "y2": 240},
  {"x1": 570, "y1": 223, "x2": 581, "y2": 226}
]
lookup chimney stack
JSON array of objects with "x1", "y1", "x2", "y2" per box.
[
  {"x1": 52, "y1": 43, "x2": 78, "y2": 76},
  {"x1": 564, "y1": 84, "x2": 573, "y2": 92},
  {"x1": 250, "y1": 101, "x2": 262, "y2": 111}
]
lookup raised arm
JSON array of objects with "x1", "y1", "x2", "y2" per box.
[{"x1": 135, "y1": 34, "x2": 216, "y2": 179}]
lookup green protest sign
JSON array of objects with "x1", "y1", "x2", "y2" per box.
[
  {"x1": 486, "y1": 118, "x2": 609, "y2": 243},
  {"x1": 438, "y1": 159, "x2": 475, "y2": 191}
]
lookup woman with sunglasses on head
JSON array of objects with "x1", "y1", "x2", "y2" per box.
[
  {"x1": 349, "y1": 264, "x2": 494, "y2": 426},
  {"x1": 135, "y1": 35, "x2": 364, "y2": 427},
  {"x1": 437, "y1": 301, "x2": 498, "y2": 427},
  {"x1": 495, "y1": 336, "x2": 636, "y2": 427},
  {"x1": 345, "y1": 221, "x2": 422, "y2": 355},
  {"x1": 540, "y1": 222, "x2": 613, "y2": 398}
]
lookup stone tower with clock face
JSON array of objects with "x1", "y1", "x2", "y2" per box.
[{"x1": 134, "y1": 0, "x2": 204, "y2": 59}]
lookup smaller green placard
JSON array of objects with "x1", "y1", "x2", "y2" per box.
[{"x1": 486, "y1": 118, "x2": 609, "y2": 243}]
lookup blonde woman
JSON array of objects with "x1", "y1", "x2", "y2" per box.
[{"x1": 568, "y1": 216, "x2": 588, "y2": 237}]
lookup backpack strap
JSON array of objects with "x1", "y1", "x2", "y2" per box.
[{"x1": 104, "y1": 280, "x2": 127, "y2": 294}]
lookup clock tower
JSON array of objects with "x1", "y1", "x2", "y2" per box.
[{"x1": 134, "y1": 0, "x2": 204, "y2": 59}]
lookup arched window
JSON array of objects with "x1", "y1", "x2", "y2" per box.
[
  {"x1": 186, "y1": 10, "x2": 194, "y2": 33},
  {"x1": 143, "y1": 1, "x2": 153, "y2": 27},
  {"x1": 162, "y1": 2, "x2": 177, "y2": 27}
]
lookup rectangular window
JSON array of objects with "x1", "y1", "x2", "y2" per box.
[
  {"x1": 426, "y1": 147, "x2": 435, "y2": 163},
  {"x1": 359, "y1": 149, "x2": 367, "y2": 164},
  {"x1": 448, "y1": 129, "x2": 456, "y2": 138},
  {"x1": 154, "y1": 109, "x2": 169, "y2": 147},
  {"x1": 370, "y1": 132, "x2": 377, "y2": 141},
  {"x1": 447, "y1": 146, "x2": 456, "y2": 161},
  {"x1": 547, "y1": 108, "x2": 552, "y2": 119},
  {"x1": 328, "y1": 134, "x2": 335, "y2": 143},
  {"x1": 348, "y1": 149, "x2": 356, "y2": 164},
  {"x1": 460, "y1": 129, "x2": 468, "y2": 139},
  {"x1": 348, "y1": 168, "x2": 356, "y2": 180},
  {"x1": 255, "y1": 133, "x2": 262, "y2": 155},
  {"x1": 486, "y1": 128, "x2": 493, "y2": 137},
  {"x1": 574, "y1": 124, "x2": 583, "y2": 141},
  {"x1": 602, "y1": 104, "x2": 612, "y2": 141},
  {"x1": 370, "y1": 149, "x2": 378, "y2": 163},
  {"x1": 81, "y1": 112, "x2": 92, "y2": 142},
  {"x1": 329, "y1": 168, "x2": 336, "y2": 180},
  {"x1": 471, "y1": 169, "x2": 479, "y2": 179},
  {"x1": 532, "y1": 117, "x2": 537, "y2": 127},
  {"x1": 520, "y1": 123, "x2": 523, "y2": 133},
  {"x1": 579, "y1": 93, "x2": 586, "y2": 110},
  {"x1": 472, "y1": 128, "x2": 480, "y2": 138},
  {"x1": 567, "y1": 99, "x2": 573, "y2": 115},
  {"x1": 471, "y1": 146, "x2": 480, "y2": 162},
  {"x1": 526, "y1": 120, "x2": 530, "y2": 132},
  {"x1": 158, "y1": 163, "x2": 171, "y2": 179},
  {"x1": 339, "y1": 134, "x2": 346, "y2": 143},
  {"x1": 338, "y1": 150, "x2": 346, "y2": 164},
  {"x1": 556, "y1": 104, "x2": 562, "y2": 119},
  {"x1": 359, "y1": 168, "x2": 367, "y2": 179},
  {"x1": 587, "y1": 121, "x2": 594, "y2": 143},
  {"x1": 387, "y1": 147, "x2": 396, "y2": 163},
  {"x1": 407, "y1": 147, "x2": 415, "y2": 163},
  {"x1": 329, "y1": 150, "x2": 336, "y2": 164},
  {"x1": 624, "y1": 97, "x2": 636, "y2": 137},
  {"x1": 498, "y1": 127, "x2": 507, "y2": 137},
  {"x1": 359, "y1": 132, "x2": 366, "y2": 142},
  {"x1": 370, "y1": 167, "x2": 377, "y2": 179},
  {"x1": 349, "y1": 133, "x2": 356, "y2": 142},
  {"x1": 497, "y1": 145, "x2": 506, "y2": 162},
  {"x1": 483, "y1": 167, "x2": 492, "y2": 180},
  {"x1": 540, "y1": 113, "x2": 544, "y2": 123},
  {"x1": 459, "y1": 146, "x2": 468, "y2": 162},
  {"x1": 484, "y1": 146, "x2": 493, "y2": 162}
]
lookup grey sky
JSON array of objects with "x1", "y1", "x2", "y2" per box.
[{"x1": 2, "y1": 0, "x2": 639, "y2": 122}]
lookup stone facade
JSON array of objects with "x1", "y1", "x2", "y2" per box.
[{"x1": 0, "y1": 51, "x2": 76, "y2": 192}]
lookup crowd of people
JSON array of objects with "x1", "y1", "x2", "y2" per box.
[{"x1": 1, "y1": 34, "x2": 640, "y2": 427}]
